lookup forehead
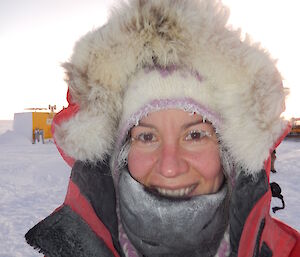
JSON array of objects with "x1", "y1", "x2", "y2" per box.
[
  {"x1": 140, "y1": 109, "x2": 204, "y2": 124},
  {"x1": 134, "y1": 109, "x2": 216, "y2": 134}
]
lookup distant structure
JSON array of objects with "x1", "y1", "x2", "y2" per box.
[
  {"x1": 13, "y1": 105, "x2": 57, "y2": 143},
  {"x1": 289, "y1": 117, "x2": 300, "y2": 136}
]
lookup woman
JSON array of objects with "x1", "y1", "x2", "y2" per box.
[{"x1": 25, "y1": 0, "x2": 300, "y2": 256}]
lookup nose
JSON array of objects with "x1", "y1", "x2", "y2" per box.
[{"x1": 156, "y1": 143, "x2": 188, "y2": 178}]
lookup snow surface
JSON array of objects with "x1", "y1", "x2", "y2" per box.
[
  {"x1": 0, "y1": 120, "x2": 299, "y2": 257},
  {"x1": 0, "y1": 121, "x2": 71, "y2": 257},
  {"x1": 0, "y1": 120, "x2": 13, "y2": 135}
]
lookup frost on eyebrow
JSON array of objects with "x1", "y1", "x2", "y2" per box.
[{"x1": 187, "y1": 112, "x2": 212, "y2": 125}]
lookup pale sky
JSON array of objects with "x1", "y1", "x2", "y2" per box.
[{"x1": 0, "y1": 0, "x2": 299, "y2": 120}]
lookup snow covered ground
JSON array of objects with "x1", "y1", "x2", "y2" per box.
[
  {"x1": 0, "y1": 121, "x2": 70, "y2": 257},
  {"x1": 0, "y1": 120, "x2": 299, "y2": 257}
]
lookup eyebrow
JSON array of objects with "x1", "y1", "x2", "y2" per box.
[
  {"x1": 136, "y1": 122, "x2": 156, "y2": 129},
  {"x1": 182, "y1": 120, "x2": 205, "y2": 130},
  {"x1": 137, "y1": 120, "x2": 208, "y2": 130}
]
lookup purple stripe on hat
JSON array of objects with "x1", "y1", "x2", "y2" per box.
[
  {"x1": 194, "y1": 70, "x2": 203, "y2": 82},
  {"x1": 144, "y1": 65, "x2": 203, "y2": 82},
  {"x1": 144, "y1": 65, "x2": 177, "y2": 77}
]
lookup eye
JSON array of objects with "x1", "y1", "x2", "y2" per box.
[
  {"x1": 185, "y1": 130, "x2": 211, "y2": 141},
  {"x1": 135, "y1": 133, "x2": 157, "y2": 143}
]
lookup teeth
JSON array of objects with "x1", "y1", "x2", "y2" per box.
[
  {"x1": 156, "y1": 185, "x2": 196, "y2": 197},
  {"x1": 184, "y1": 187, "x2": 190, "y2": 195}
]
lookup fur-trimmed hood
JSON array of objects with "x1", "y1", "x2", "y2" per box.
[{"x1": 54, "y1": 0, "x2": 288, "y2": 173}]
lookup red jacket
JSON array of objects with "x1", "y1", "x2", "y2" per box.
[{"x1": 25, "y1": 101, "x2": 300, "y2": 257}]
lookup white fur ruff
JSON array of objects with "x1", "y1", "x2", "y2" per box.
[{"x1": 55, "y1": 0, "x2": 288, "y2": 173}]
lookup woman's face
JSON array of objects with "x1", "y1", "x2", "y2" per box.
[{"x1": 128, "y1": 109, "x2": 224, "y2": 197}]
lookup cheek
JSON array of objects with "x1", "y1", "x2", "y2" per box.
[
  {"x1": 128, "y1": 148, "x2": 156, "y2": 181},
  {"x1": 187, "y1": 147, "x2": 222, "y2": 179}
]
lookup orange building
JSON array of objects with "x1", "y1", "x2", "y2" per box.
[{"x1": 13, "y1": 111, "x2": 55, "y2": 141}]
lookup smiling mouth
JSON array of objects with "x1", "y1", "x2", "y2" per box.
[{"x1": 153, "y1": 184, "x2": 198, "y2": 198}]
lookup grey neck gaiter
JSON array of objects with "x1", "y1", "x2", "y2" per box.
[{"x1": 118, "y1": 171, "x2": 228, "y2": 257}]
